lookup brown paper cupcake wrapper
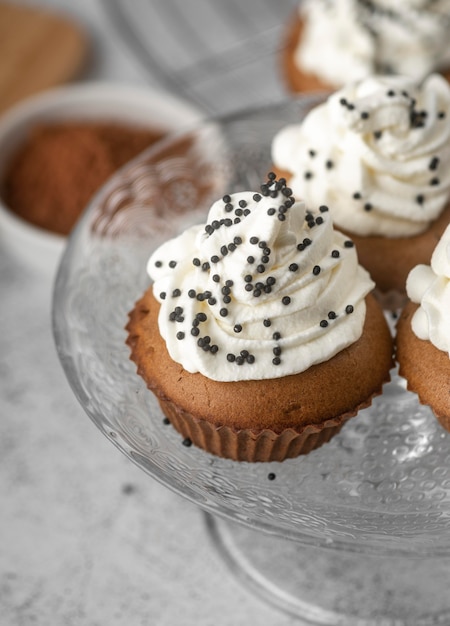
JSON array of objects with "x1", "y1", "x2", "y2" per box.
[{"x1": 158, "y1": 397, "x2": 352, "y2": 462}]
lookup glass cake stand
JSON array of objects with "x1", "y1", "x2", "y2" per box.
[{"x1": 52, "y1": 96, "x2": 450, "y2": 625}]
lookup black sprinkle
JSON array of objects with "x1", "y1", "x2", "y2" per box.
[
  {"x1": 155, "y1": 260, "x2": 162, "y2": 267},
  {"x1": 430, "y1": 178, "x2": 440, "y2": 186},
  {"x1": 188, "y1": 289, "x2": 196, "y2": 298},
  {"x1": 268, "y1": 472, "x2": 276, "y2": 481},
  {"x1": 172, "y1": 289, "x2": 181, "y2": 297},
  {"x1": 250, "y1": 236, "x2": 259, "y2": 244},
  {"x1": 223, "y1": 194, "x2": 231, "y2": 203},
  {"x1": 353, "y1": 192, "x2": 361, "y2": 200},
  {"x1": 346, "y1": 305, "x2": 354, "y2": 314},
  {"x1": 220, "y1": 308, "x2": 228, "y2": 317},
  {"x1": 319, "y1": 205, "x2": 329, "y2": 213},
  {"x1": 331, "y1": 250, "x2": 340, "y2": 258},
  {"x1": 328, "y1": 311, "x2": 337, "y2": 320},
  {"x1": 234, "y1": 324, "x2": 242, "y2": 333},
  {"x1": 416, "y1": 194, "x2": 425, "y2": 205},
  {"x1": 272, "y1": 357, "x2": 281, "y2": 365},
  {"x1": 361, "y1": 111, "x2": 369, "y2": 120},
  {"x1": 289, "y1": 263, "x2": 298, "y2": 272},
  {"x1": 320, "y1": 320, "x2": 329, "y2": 328},
  {"x1": 182, "y1": 438, "x2": 192, "y2": 447},
  {"x1": 429, "y1": 157, "x2": 440, "y2": 171},
  {"x1": 313, "y1": 265, "x2": 321, "y2": 276},
  {"x1": 163, "y1": 417, "x2": 170, "y2": 425},
  {"x1": 364, "y1": 203, "x2": 373, "y2": 212},
  {"x1": 282, "y1": 296, "x2": 291, "y2": 305},
  {"x1": 169, "y1": 260, "x2": 177, "y2": 268},
  {"x1": 176, "y1": 332, "x2": 185, "y2": 340},
  {"x1": 263, "y1": 319, "x2": 271, "y2": 327},
  {"x1": 160, "y1": 292, "x2": 166, "y2": 300},
  {"x1": 344, "y1": 240, "x2": 354, "y2": 248},
  {"x1": 326, "y1": 160, "x2": 334, "y2": 169},
  {"x1": 193, "y1": 257, "x2": 201, "y2": 266},
  {"x1": 227, "y1": 354, "x2": 235, "y2": 362}
]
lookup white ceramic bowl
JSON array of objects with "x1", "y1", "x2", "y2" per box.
[{"x1": 0, "y1": 82, "x2": 203, "y2": 274}]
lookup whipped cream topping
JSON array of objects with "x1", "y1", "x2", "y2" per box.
[
  {"x1": 406, "y1": 224, "x2": 450, "y2": 356},
  {"x1": 272, "y1": 74, "x2": 450, "y2": 237},
  {"x1": 297, "y1": 0, "x2": 450, "y2": 87},
  {"x1": 147, "y1": 175, "x2": 374, "y2": 382}
]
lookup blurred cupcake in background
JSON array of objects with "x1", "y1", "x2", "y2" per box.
[
  {"x1": 282, "y1": 0, "x2": 450, "y2": 94},
  {"x1": 271, "y1": 73, "x2": 450, "y2": 302}
]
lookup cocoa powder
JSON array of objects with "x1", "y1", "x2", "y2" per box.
[{"x1": 1, "y1": 122, "x2": 165, "y2": 235}]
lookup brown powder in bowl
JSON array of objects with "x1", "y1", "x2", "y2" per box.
[{"x1": 1, "y1": 122, "x2": 165, "y2": 235}]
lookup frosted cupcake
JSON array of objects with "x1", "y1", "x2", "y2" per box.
[
  {"x1": 282, "y1": 0, "x2": 450, "y2": 94},
  {"x1": 396, "y1": 224, "x2": 450, "y2": 430},
  {"x1": 126, "y1": 174, "x2": 393, "y2": 462},
  {"x1": 272, "y1": 74, "x2": 450, "y2": 299}
]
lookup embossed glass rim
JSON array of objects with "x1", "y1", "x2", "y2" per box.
[{"x1": 53, "y1": 96, "x2": 450, "y2": 558}]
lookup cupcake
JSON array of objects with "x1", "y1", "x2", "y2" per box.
[
  {"x1": 396, "y1": 224, "x2": 450, "y2": 430},
  {"x1": 272, "y1": 73, "x2": 450, "y2": 300},
  {"x1": 126, "y1": 175, "x2": 393, "y2": 462},
  {"x1": 282, "y1": 0, "x2": 450, "y2": 94}
]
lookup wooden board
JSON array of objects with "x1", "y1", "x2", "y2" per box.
[{"x1": 0, "y1": 2, "x2": 88, "y2": 114}]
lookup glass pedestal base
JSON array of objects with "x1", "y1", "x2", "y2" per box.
[{"x1": 205, "y1": 512, "x2": 450, "y2": 625}]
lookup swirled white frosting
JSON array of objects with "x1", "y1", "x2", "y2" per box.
[
  {"x1": 272, "y1": 74, "x2": 450, "y2": 237},
  {"x1": 406, "y1": 224, "x2": 450, "y2": 356},
  {"x1": 297, "y1": 0, "x2": 450, "y2": 86},
  {"x1": 147, "y1": 177, "x2": 374, "y2": 382}
]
